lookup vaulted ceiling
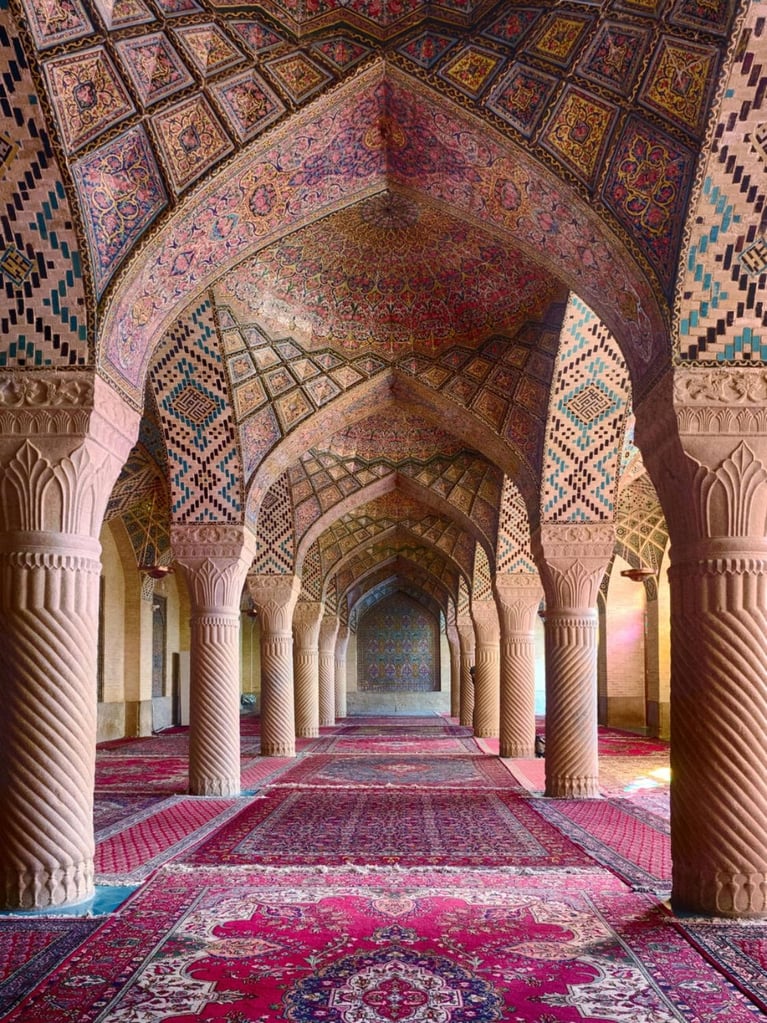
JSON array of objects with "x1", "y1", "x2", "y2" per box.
[{"x1": 0, "y1": 0, "x2": 754, "y2": 623}]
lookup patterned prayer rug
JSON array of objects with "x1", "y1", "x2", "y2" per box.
[
  {"x1": 0, "y1": 918, "x2": 100, "y2": 1017},
  {"x1": 530, "y1": 797, "x2": 672, "y2": 893},
  {"x1": 95, "y1": 797, "x2": 242, "y2": 883},
  {"x1": 674, "y1": 918, "x2": 767, "y2": 1014},
  {"x1": 4, "y1": 865, "x2": 762, "y2": 1022},
  {"x1": 93, "y1": 792, "x2": 169, "y2": 832},
  {"x1": 181, "y1": 786, "x2": 595, "y2": 868},
  {"x1": 269, "y1": 753, "x2": 522, "y2": 790},
  {"x1": 313, "y1": 734, "x2": 479, "y2": 755},
  {"x1": 94, "y1": 754, "x2": 192, "y2": 793}
]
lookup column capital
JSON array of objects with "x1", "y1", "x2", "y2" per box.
[
  {"x1": 533, "y1": 522, "x2": 614, "y2": 610},
  {"x1": 248, "y1": 573, "x2": 301, "y2": 633},
  {"x1": 455, "y1": 612, "x2": 475, "y2": 647},
  {"x1": 293, "y1": 600, "x2": 324, "y2": 643},
  {"x1": 172, "y1": 524, "x2": 255, "y2": 612},
  {"x1": 470, "y1": 598, "x2": 499, "y2": 643},
  {"x1": 494, "y1": 572, "x2": 543, "y2": 634},
  {"x1": 319, "y1": 613, "x2": 340, "y2": 652}
]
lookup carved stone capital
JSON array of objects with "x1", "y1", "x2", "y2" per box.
[
  {"x1": 172, "y1": 525, "x2": 255, "y2": 612},
  {"x1": 493, "y1": 572, "x2": 543, "y2": 633},
  {"x1": 319, "y1": 613, "x2": 340, "y2": 652},
  {"x1": 533, "y1": 523, "x2": 614, "y2": 610},
  {"x1": 455, "y1": 613, "x2": 475, "y2": 649},
  {"x1": 171, "y1": 523, "x2": 256, "y2": 564},
  {"x1": 248, "y1": 573, "x2": 301, "y2": 633},
  {"x1": 471, "y1": 598, "x2": 500, "y2": 644},
  {"x1": 292, "y1": 600, "x2": 324, "y2": 645}
]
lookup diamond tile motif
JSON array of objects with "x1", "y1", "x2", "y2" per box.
[
  {"x1": 264, "y1": 366, "x2": 296, "y2": 397},
  {"x1": 0, "y1": 133, "x2": 18, "y2": 178},
  {"x1": 19, "y1": 0, "x2": 93, "y2": 50},
  {"x1": 93, "y1": 0, "x2": 156, "y2": 29},
  {"x1": 486, "y1": 62, "x2": 556, "y2": 137},
  {"x1": 234, "y1": 377, "x2": 267, "y2": 419},
  {"x1": 305, "y1": 375, "x2": 342, "y2": 407},
  {"x1": 439, "y1": 45, "x2": 504, "y2": 99},
  {"x1": 565, "y1": 382, "x2": 613, "y2": 424},
  {"x1": 483, "y1": 8, "x2": 541, "y2": 47},
  {"x1": 265, "y1": 52, "x2": 333, "y2": 104},
  {"x1": 527, "y1": 13, "x2": 593, "y2": 68},
  {"x1": 151, "y1": 95, "x2": 234, "y2": 193},
  {"x1": 640, "y1": 36, "x2": 720, "y2": 138},
  {"x1": 152, "y1": 0, "x2": 202, "y2": 15},
  {"x1": 42, "y1": 47, "x2": 135, "y2": 154},
  {"x1": 116, "y1": 33, "x2": 194, "y2": 107},
  {"x1": 311, "y1": 37, "x2": 370, "y2": 71},
  {"x1": 540, "y1": 86, "x2": 618, "y2": 188},
  {"x1": 275, "y1": 388, "x2": 314, "y2": 432},
  {"x1": 212, "y1": 70, "x2": 285, "y2": 142},
  {"x1": 290, "y1": 358, "x2": 321, "y2": 382},
  {"x1": 227, "y1": 352, "x2": 256, "y2": 382},
  {"x1": 578, "y1": 22, "x2": 651, "y2": 96},
  {"x1": 397, "y1": 31, "x2": 457, "y2": 69},
  {"x1": 171, "y1": 384, "x2": 218, "y2": 425},
  {"x1": 740, "y1": 238, "x2": 767, "y2": 277},
  {"x1": 173, "y1": 23, "x2": 244, "y2": 77},
  {"x1": 230, "y1": 19, "x2": 284, "y2": 54},
  {"x1": 0, "y1": 245, "x2": 33, "y2": 286}
]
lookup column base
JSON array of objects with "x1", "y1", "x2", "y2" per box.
[
  {"x1": 261, "y1": 742, "x2": 296, "y2": 757},
  {"x1": 190, "y1": 777, "x2": 240, "y2": 797},
  {"x1": 673, "y1": 870, "x2": 767, "y2": 918},
  {"x1": 475, "y1": 728, "x2": 499, "y2": 739},
  {"x1": 296, "y1": 728, "x2": 319, "y2": 738},
  {"x1": 1, "y1": 860, "x2": 94, "y2": 910},
  {"x1": 500, "y1": 742, "x2": 534, "y2": 758},
  {"x1": 545, "y1": 775, "x2": 599, "y2": 798}
]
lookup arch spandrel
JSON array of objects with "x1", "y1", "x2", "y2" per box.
[{"x1": 99, "y1": 62, "x2": 668, "y2": 405}]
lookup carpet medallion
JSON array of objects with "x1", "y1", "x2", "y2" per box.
[
  {"x1": 674, "y1": 919, "x2": 767, "y2": 1014},
  {"x1": 182, "y1": 787, "x2": 593, "y2": 867},
  {"x1": 315, "y1": 735, "x2": 480, "y2": 756},
  {"x1": 4, "y1": 866, "x2": 760, "y2": 1023},
  {"x1": 270, "y1": 754, "x2": 521, "y2": 790}
]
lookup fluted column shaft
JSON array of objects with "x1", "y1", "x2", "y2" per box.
[
  {"x1": 292, "y1": 601, "x2": 323, "y2": 738},
  {"x1": 0, "y1": 373, "x2": 139, "y2": 909},
  {"x1": 471, "y1": 599, "x2": 501, "y2": 738},
  {"x1": 335, "y1": 625, "x2": 349, "y2": 719},
  {"x1": 494, "y1": 573, "x2": 543, "y2": 757},
  {"x1": 456, "y1": 614, "x2": 475, "y2": 728},
  {"x1": 636, "y1": 366, "x2": 767, "y2": 917},
  {"x1": 172, "y1": 526, "x2": 255, "y2": 796},
  {"x1": 446, "y1": 623, "x2": 461, "y2": 718},
  {"x1": 248, "y1": 574, "x2": 301, "y2": 756},
  {"x1": 533, "y1": 523, "x2": 614, "y2": 798},
  {"x1": 318, "y1": 614, "x2": 339, "y2": 726}
]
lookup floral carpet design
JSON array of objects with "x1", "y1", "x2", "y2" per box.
[
  {"x1": 4, "y1": 866, "x2": 761, "y2": 1023},
  {"x1": 270, "y1": 753, "x2": 521, "y2": 790}
]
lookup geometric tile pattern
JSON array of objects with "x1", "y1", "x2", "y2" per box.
[
  {"x1": 397, "y1": 30, "x2": 457, "y2": 69},
  {"x1": 541, "y1": 86, "x2": 618, "y2": 188},
  {"x1": 676, "y1": 5, "x2": 767, "y2": 361},
  {"x1": 526, "y1": 12, "x2": 593, "y2": 68},
  {"x1": 72, "y1": 125, "x2": 167, "y2": 296},
  {"x1": 472, "y1": 543, "x2": 493, "y2": 600},
  {"x1": 173, "y1": 23, "x2": 244, "y2": 77},
  {"x1": 115, "y1": 33, "x2": 194, "y2": 106},
  {"x1": 542, "y1": 294, "x2": 632, "y2": 522},
  {"x1": 615, "y1": 472, "x2": 668, "y2": 573},
  {"x1": 253, "y1": 472, "x2": 295, "y2": 574},
  {"x1": 299, "y1": 540, "x2": 322, "y2": 599},
  {"x1": 310, "y1": 37, "x2": 371, "y2": 72},
  {"x1": 438, "y1": 45, "x2": 504, "y2": 98},
  {"x1": 640, "y1": 36, "x2": 720, "y2": 139},
  {"x1": 496, "y1": 476, "x2": 537, "y2": 574},
  {"x1": 578, "y1": 21, "x2": 651, "y2": 97},
  {"x1": 18, "y1": 0, "x2": 94, "y2": 49},
  {"x1": 0, "y1": 15, "x2": 89, "y2": 367},
  {"x1": 211, "y1": 70, "x2": 285, "y2": 142},
  {"x1": 151, "y1": 94, "x2": 233, "y2": 193},
  {"x1": 149, "y1": 298, "x2": 242, "y2": 521}
]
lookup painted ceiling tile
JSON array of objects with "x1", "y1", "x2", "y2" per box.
[
  {"x1": 173, "y1": 23, "x2": 245, "y2": 76},
  {"x1": 470, "y1": 388, "x2": 508, "y2": 431},
  {"x1": 265, "y1": 52, "x2": 334, "y2": 103},
  {"x1": 20, "y1": 0, "x2": 93, "y2": 50},
  {"x1": 305, "y1": 375, "x2": 342, "y2": 406},
  {"x1": 540, "y1": 85, "x2": 619, "y2": 189},
  {"x1": 229, "y1": 19, "x2": 285, "y2": 54},
  {"x1": 438, "y1": 45, "x2": 504, "y2": 99},
  {"x1": 42, "y1": 47, "x2": 135, "y2": 154},
  {"x1": 311, "y1": 36, "x2": 371, "y2": 71},
  {"x1": 669, "y1": 0, "x2": 736, "y2": 36},
  {"x1": 639, "y1": 36, "x2": 720, "y2": 138},
  {"x1": 526, "y1": 12, "x2": 594, "y2": 68},
  {"x1": 211, "y1": 69, "x2": 285, "y2": 141},
  {"x1": 397, "y1": 31, "x2": 457, "y2": 69},
  {"x1": 152, "y1": 0, "x2": 202, "y2": 15},
  {"x1": 602, "y1": 114, "x2": 695, "y2": 297},
  {"x1": 72, "y1": 124, "x2": 167, "y2": 297},
  {"x1": 485, "y1": 62, "x2": 557, "y2": 137},
  {"x1": 578, "y1": 21, "x2": 652, "y2": 97},
  {"x1": 274, "y1": 387, "x2": 313, "y2": 432},
  {"x1": 614, "y1": 0, "x2": 665, "y2": 16},
  {"x1": 116, "y1": 33, "x2": 194, "y2": 107},
  {"x1": 151, "y1": 94, "x2": 234, "y2": 192},
  {"x1": 482, "y1": 7, "x2": 541, "y2": 47},
  {"x1": 93, "y1": 0, "x2": 155, "y2": 29}
]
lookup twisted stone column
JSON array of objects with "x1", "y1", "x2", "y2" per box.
[
  {"x1": 335, "y1": 624, "x2": 349, "y2": 719},
  {"x1": 637, "y1": 366, "x2": 767, "y2": 916},
  {"x1": 172, "y1": 525, "x2": 255, "y2": 796},
  {"x1": 533, "y1": 523, "x2": 614, "y2": 798},
  {"x1": 247, "y1": 574, "x2": 301, "y2": 756},
  {"x1": 292, "y1": 601, "x2": 323, "y2": 738},
  {"x1": 446, "y1": 623, "x2": 461, "y2": 718},
  {"x1": 471, "y1": 599, "x2": 501, "y2": 738},
  {"x1": 0, "y1": 372, "x2": 139, "y2": 909},
  {"x1": 319, "y1": 613, "x2": 339, "y2": 726},
  {"x1": 456, "y1": 614, "x2": 475, "y2": 728},
  {"x1": 494, "y1": 573, "x2": 543, "y2": 757}
]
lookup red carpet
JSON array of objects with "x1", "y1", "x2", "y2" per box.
[
  {"x1": 182, "y1": 785, "x2": 596, "y2": 867},
  {"x1": 314, "y1": 734, "x2": 479, "y2": 755},
  {"x1": 4, "y1": 864, "x2": 761, "y2": 1023},
  {"x1": 675, "y1": 918, "x2": 767, "y2": 1013},
  {"x1": 270, "y1": 752, "x2": 522, "y2": 790}
]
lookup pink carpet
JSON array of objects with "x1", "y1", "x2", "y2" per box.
[
  {"x1": 4, "y1": 864, "x2": 761, "y2": 1023},
  {"x1": 269, "y1": 752, "x2": 522, "y2": 790},
  {"x1": 312, "y1": 733, "x2": 480, "y2": 755}
]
